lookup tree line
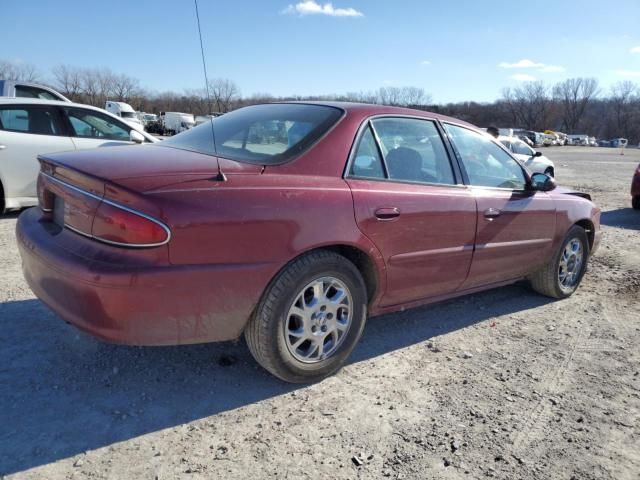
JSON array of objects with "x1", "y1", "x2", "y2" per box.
[{"x1": 1, "y1": 60, "x2": 639, "y2": 142}]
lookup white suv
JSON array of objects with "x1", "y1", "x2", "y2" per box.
[{"x1": 0, "y1": 98, "x2": 156, "y2": 213}]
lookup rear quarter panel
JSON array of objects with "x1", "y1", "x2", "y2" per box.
[{"x1": 146, "y1": 173, "x2": 387, "y2": 309}]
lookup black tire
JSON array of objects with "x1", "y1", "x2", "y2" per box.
[
  {"x1": 245, "y1": 250, "x2": 367, "y2": 383},
  {"x1": 544, "y1": 167, "x2": 555, "y2": 178},
  {"x1": 529, "y1": 225, "x2": 589, "y2": 299},
  {"x1": 632, "y1": 196, "x2": 640, "y2": 210}
]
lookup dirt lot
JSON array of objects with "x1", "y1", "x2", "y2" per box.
[{"x1": 1, "y1": 147, "x2": 639, "y2": 480}]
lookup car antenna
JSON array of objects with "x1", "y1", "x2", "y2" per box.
[{"x1": 194, "y1": 0, "x2": 226, "y2": 182}]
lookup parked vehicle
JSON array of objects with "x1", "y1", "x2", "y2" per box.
[
  {"x1": 498, "y1": 135, "x2": 556, "y2": 176},
  {"x1": 517, "y1": 134, "x2": 534, "y2": 147},
  {"x1": 195, "y1": 113, "x2": 222, "y2": 126},
  {"x1": 542, "y1": 133, "x2": 555, "y2": 146},
  {"x1": 589, "y1": 137, "x2": 597, "y2": 147},
  {"x1": 105, "y1": 101, "x2": 144, "y2": 131},
  {"x1": 0, "y1": 98, "x2": 156, "y2": 212},
  {"x1": 16, "y1": 102, "x2": 601, "y2": 383},
  {"x1": 567, "y1": 134, "x2": 590, "y2": 146},
  {"x1": 632, "y1": 163, "x2": 640, "y2": 210},
  {"x1": 161, "y1": 112, "x2": 195, "y2": 135},
  {"x1": 610, "y1": 138, "x2": 628, "y2": 148},
  {"x1": 0, "y1": 80, "x2": 70, "y2": 102}
]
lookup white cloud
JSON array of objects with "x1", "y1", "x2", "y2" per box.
[
  {"x1": 631, "y1": 46, "x2": 640, "y2": 54},
  {"x1": 510, "y1": 73, "x2": 537, "y2": 82},
  {"x1": 499, "y1": 59, "x2": 564, "y2": 73},
  {"x1": 420, "y1": 60, "x2": 431, "y2": 66},
  {"x1": 615, "y1": 69, "x2": 640, "y2": 77},
  {"x1": 282, "y1": 1, "x2": 363, "y2": 17},
  {"x1": 499, "y1": 59, "x2": 545, "y2": 69}
]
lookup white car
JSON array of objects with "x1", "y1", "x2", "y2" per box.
[
  {"x1": 0, "y1": 98, "x2": 156, "y2": 213},
  {"x1": 498, "y1": 135, "x2": 555, "y2": 177}
]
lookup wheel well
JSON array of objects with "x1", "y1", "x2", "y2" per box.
[
  {"x1": 319, "y1": 245, "x2": 378, "y2": 304},
  {"x1": 545, "y1": 166, "x2": 555, "y2": 176},
  {"x1": 574, "y1": 219, "x2": 594, "y2": 250}
]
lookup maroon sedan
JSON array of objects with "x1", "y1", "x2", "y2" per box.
[
  {"x1": 17, "y1": 102, "x2": 601, "y2": 382},
  {"x1": 632, "y1": 163, "x2": 640, "y2": 210}
]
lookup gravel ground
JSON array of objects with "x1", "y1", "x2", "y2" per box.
[{"x1": 1, "y1": 147, "x2": 639, "y2": 480}]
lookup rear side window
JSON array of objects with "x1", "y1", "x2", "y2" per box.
[
  {"x1": 370, "y1": 118, "x2": 455, "y2": 185},
  {"x1": 15, "y1": 85, "x2": 61, "y2": 101},
  {"x1": 161, "y1": 103, "x2": 343, "y2": 165},
  {"x1": 64, "y1": 108, "x2": 130, "y2": 141},
  {"x1": 349, "y1": 126, "x2": 385, "y2": 179},
  {"x1": 0, "y1": 106, "x2": 62, "y2": 135}
]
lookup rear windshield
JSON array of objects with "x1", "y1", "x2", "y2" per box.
[{"x1": 160, "y1": 103, "x2": 343, "y2": 165}]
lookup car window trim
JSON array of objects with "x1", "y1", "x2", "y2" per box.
[
  {"x1": 344, "y1": 114, "x2": 465, "y2": 189},
  {"x1": 0, "y1": 104, "x2": 67, "y2": 137},
  {"x1": 441, "y1": 121, "x2": 531, "y2": 192}
]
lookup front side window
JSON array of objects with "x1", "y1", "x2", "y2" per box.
[
  {"x1": 371, "y1": 118, "x2": 455, "y2": 185},
  {"x1": 446, "y1": 124, "x2": 526, "y2": 190},
  {"x1": 64, "y1": 108, "x2": 130, "y2": 140},
  {"x1": 511, "y1": 139, "x2": 534, "y2": 156},
  {"x1": 161, "y1": 103, "x2": 343, "y2": 165},
  {"x1": 0, "y1": 106, "x2": 61, "y2": 135}
]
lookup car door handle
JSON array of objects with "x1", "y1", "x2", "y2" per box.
[
  {"x1": 0, "y1": 144, "x2": 6, "y2": 150},
  {"x1": 483, "y1": 208, "x2": 502, "y2": 219},
  {"x1": 375, "y1": 207, "x2": 401, "y2": 221}
]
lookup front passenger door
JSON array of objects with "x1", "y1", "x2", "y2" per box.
[{"x1": 444, "y1": 123, "x2": 556, "y2": 288}]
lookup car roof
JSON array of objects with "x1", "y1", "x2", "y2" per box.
[
  {"x1": 280, "y1": 101, "x2": 478, "y2": 128},
  {"x1": 0, "y1": 97, "x2": 104, "y2": 110}
]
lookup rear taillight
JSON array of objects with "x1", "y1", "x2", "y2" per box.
[{"x1": 92, "y1": 201, "x2": 170, "y2": 247}]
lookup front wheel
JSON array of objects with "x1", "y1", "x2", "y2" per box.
[
  {"x1": 245, "y1": 250, "x2": 367, "y2": 383},
  {"x1": 544, "y1": 167, "x2": 555, "y2": 177},
  {"x1": 529, "y1": 225, "x2": 589, "y2": 299}
]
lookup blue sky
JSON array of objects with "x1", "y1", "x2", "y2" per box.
[{"x1": 2, "y1": 0, "x2": 640, "y2": 103}]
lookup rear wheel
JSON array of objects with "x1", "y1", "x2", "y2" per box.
[
  {"x1": 529, "y1": 225, "x2": 589, "y2": 299},
  {"x1": 632, "y1": 196, "x2": 640, "y2": 210},
  {"x1": 245, "y1": 250, "x2": 367, "y2": 383}
]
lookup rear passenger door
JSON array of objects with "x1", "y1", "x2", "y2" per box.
[
  {"x1": 346, "y1": 117, "x2": 477, "y2": 307},
  {"x1": 0, "y1": 105, "x2": 74, "y2": 201}
]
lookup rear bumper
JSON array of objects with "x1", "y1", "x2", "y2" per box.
[{"x1": 16, "y1": 208, "x2": 276, "y2": 346}]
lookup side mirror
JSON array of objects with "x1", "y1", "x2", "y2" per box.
[
  {"x1": 533, "y1": 151, "x2": 542, "y2": 157},
  {"x1": 530, "y1": 172, "x2": 556, "y2": 192},
  {"x1": 130, "y1": 129, "x2": 145, "y2": 144}
]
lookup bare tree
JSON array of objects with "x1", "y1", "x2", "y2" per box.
[
  {"x1": 500, "y1": 81, "x2": 550, "y2": 131},
  {"x1": 51, "y1": 65, "x2": 83, "y2": 100},
  {"x1": 608, "y1": 81, "x2": 639, "y2": 139},
  {"x1": 552, "y1": 78, "x2": 599, "y2": 132},
  {"x1": 208, "y1": 78, "x2": 240, "y2": 113},
  {"x1": 112, "y1": 73, "x2": 140, "y2": 102},
  {"x1": 0, "y1": 60, "x2": 41, "y2": 82}
]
